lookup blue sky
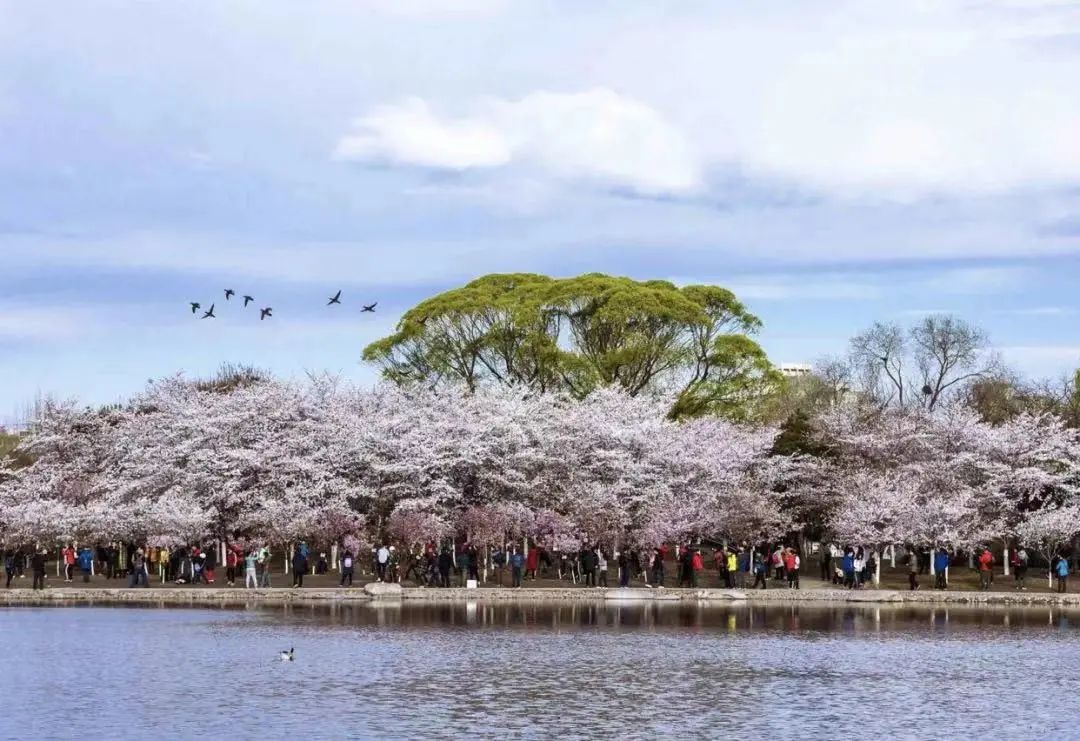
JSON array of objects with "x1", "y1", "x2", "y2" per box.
[{"x1": 2, "y1": 0, "x2": 1080, "y2": 423}]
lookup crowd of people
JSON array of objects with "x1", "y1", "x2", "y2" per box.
[{"x1": 3, "y1": 539, "x2": 1074, "y2": 593}]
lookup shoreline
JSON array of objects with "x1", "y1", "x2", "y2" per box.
[{"x1": 4, "y1": 584, "x2": 1080, "y2": 608}]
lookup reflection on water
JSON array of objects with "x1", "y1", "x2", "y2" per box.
[
  {"x1": 259, "y1": 600, "x2": 1080, "y2": 634},
  {"x1": 2, "y1": 603, "x2": 1078, "y2": 739}
]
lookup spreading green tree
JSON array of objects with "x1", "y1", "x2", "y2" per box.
[{"x1": 363, "y1": 273, "x2": 779, "y2": 419}]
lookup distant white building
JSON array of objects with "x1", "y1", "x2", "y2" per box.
[{"x1": 777, "y1": 363, "x2": 813, "y2": 378}]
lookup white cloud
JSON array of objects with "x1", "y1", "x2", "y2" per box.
[
  {"x1": 335, "y1": 89, "x2": 703, "y2": 196},
  {"x1": 0, "y1": 305, "x2": 98, "y2": 341},
  {"x1": 720, "y1": 277, "x2": 883, "y2": 301},
  {"x1": 367, "y1": 0, "x2": 508, "y2": 18},
  {"x1": 999, "y1": 344, "x2": 1080, "y2": 377},
  {"x1": 676, "y1": 266, "x2": 1032, "y2": 302},
  {"x1": 917, "y1": 266, "x2": 1031, "y2": 294},
  {"x1": 567, "y1": 1, "x2": 1080, "y2": 198},
  {"x1": 335, "y1": 97, "x2": 510, "y2": 170},
  {"x1": 995, "y1": 306, "x2": 1076, "y2": 316}
]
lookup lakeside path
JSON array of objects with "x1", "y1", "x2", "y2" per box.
[{"x1": 5, "y1": 582, "x2": 1080, "y2": 608}]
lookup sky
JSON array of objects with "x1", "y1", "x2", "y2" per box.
[{"x1": 2, "y1": 0, "x2": 1080, "y2": 424}]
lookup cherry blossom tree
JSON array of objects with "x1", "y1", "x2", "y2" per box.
[{"x1": 1016, "y1": 505, "x2": 1080, "y2": 587}]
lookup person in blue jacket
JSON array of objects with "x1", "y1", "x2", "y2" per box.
[
  {"x1": 509, "y1": 547, "x2": 525, "y2": 588},
  {"x1": 934, "y1": 548, "x2": 950, "y2": 590},
  {"x1": 77, "y1": 546, "x2": 94, "y2": 583},
  {"x1": 1055, "y1": 554, "x2": 1070, "y2": 593},
  {"x1": 841, "y1": 548, "x2": 855, "y2": 589}
]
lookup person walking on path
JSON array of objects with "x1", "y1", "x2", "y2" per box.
[
  {"x1": 736, "y1": 549, "x2": 749, "y2": 588},
  {"x1": 908, "y1": 548, "x2": 920, "y2": 591},
  {"x1": 752, "y1": 551, "x2": 767, "y2": 590},
  {"x1": 934, "y1": 548, "x2": 950, "y2": 590},
  {"x1": 1055, "y1": 554, "x2": 1070, "y2": 593},
  {"x1": 340, "y1": 550, "x2": 355, "y2": 587},
  {"x1": 524, "y1": 545, "x2": 539, "y2": 581},
  {"x1": 465, "y1": 544, "x2": 479, "y2": 583},
  {"x1": 977, "y1": 547, "x2": 994, "y2": 591},
  {"x1": 203, "y1": 546, "x2": 216, "y2": 585},
  {"x1": 853, "y1": 548, "x2": 865, "y2": 589},
  {"x1": 820, "y1": 544, "x2": 832, "y2": 582},
  {"x1": 31, "y1": 549, "x2": 46, "y2": 590},
  {"x1": 651, "y1": 548, "x2": 665, "y2": 588},
  {"x1": 292, "y1": 547, "x2": 307, "y2": 588},
  {"x1": 1012, "y1": 546, "x2": 1029, "y2": 591},
  {"x1": 129, "y1": 548, "x2": 148, "y2": 587},
  {"x1": 726, "y1": 549, "x2": 738, "y2": 589},
  {"x1": 580, "y1": 547, "x2": 597, "y2": 587},
  {"x1": 244, "y1": 549, "x2": 259, "y2": 588},
  {"x1": 77, "y1": 546, "x2": 94, "y2": 583},
  {"x1": 677, "y1": 546, "x2": 692, "y2": 587},
  {"x1": 62, "y1": 545, "x2": 75, "y2": 583},
  {"x1": 510, "y1": 548, "x2": 524, "y2": 588},
  {"x1": 712, "y1": 548, "x2": 726, "y2": 587},
  {"x1": 225, "y1": 548, "x2": 238, "y2": 587},
  {"x1": 841, "y1": 548, "x2": 855, "y2": 589},
  {"x1": 617, "y1": 551, "x2": 630, "y2": 588},
  {"x1": 771, "y1": 546, "x2": 785, "y2": 582},
  {"x1": 784, "y1": 548, "x2": 800, "y2": 589},
  {"x1": 4, "y1": 551, "x2": 15, "y2": 589},
  {"x1": 258, "y1": 545, "x2": 272, "y2": 588},
  {"x1": 689, "y1": 548, "x2": 704, "y2": 588},
  {"x1": 375, "y1": 544, "x2": 390, "y2": 582},
  {"x1": 437, "y1": 548, "x2": 453, "y2": 588}
]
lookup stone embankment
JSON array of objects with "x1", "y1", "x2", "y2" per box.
[{"x1": 3, "y1": 584, "x2": 1080, "y2": 608}]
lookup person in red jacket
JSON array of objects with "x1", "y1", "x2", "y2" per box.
[
  {"x1": 525, "y1": 545, "x2": 540, "y2": 581},
  {"x1": 784, "y1": 548, "x2": 800, "y2": 590},
  {"x1": 977, "y1": 547, "x2": 994, "y2": 591},
  {"x1": 62, "y1": 545, "x2": 76, "y2": 582},
  {"x1": 690, "y1": 549, "x2": 704, "y2": 588},
  {"x1": 225, "y1": 548, "x2": 239, "y2": 586}
]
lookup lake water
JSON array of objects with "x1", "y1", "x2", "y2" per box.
[{"x1": 1, "y1": 602, "x2": 1078, "y2": 739}]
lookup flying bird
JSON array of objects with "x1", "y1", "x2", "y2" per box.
[
  {"x1": 280, "y1": 647, "x2": 294, "y2": 662},
  {"x1": 243, "y1": 295, "x2": 254, "y2": 307},
  {"x1": 202, "y1": 304, "x2": 216, "y2": 319},
  {"x1": 225, "y1": 289, "x2": 235, "y2": 301},
  {"x1": 260, "y1": 307, "x2": 273, "y2": 321},
  {"x1": 190, "y1": 302, "x2": 201, "y2": 314},
  {"x1": 361, "y1": 302, "x2": 377, "y2": 313},
  {"x1": 327, "y1": 290, "x2": 342, "y2": 306}
]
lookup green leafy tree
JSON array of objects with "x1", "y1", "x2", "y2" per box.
[{"x1": 363, "y1": 273, "x2": 778, "y2": 419}]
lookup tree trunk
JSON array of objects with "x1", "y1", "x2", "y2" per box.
[
  {"x1": 331, "y1": 543, "x2": 339, "y2": 573},
  {"x1": 1003, "y1": 545, "x2": 1009, "y2": 577},
  {"x1": 874, "y1": 548, "x2": 881, "y2": 586},
  {"x1": 285, "y1": 543, "x2": 291, "y2": 574}
]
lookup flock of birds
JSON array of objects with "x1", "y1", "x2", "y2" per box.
[{"x1": 189, "y1": 289, "x2": 377, "y2": 322}]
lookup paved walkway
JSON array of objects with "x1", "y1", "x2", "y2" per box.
[{"x1": 4, "y1": 581, "x2": 1079, "y2": 607}]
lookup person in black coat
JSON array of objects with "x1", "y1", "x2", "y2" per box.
[
  {"x1": 292, "y1": 548, "x2": 307, "y2": 588},
  {"x1": 31, "y1": 549, "x2": 47, "y2": 590},
  {"x1": 437, "y1": 549, "x2": 453, "y2": 588},
  {"x1": 466, "y1": 544, "x2": 479, "y2": 582},
  {"x1": 580, "y1": 548, "x2": 597, "y2": 587},
  {"x1": 203, "y1": 546, "x2": 217, "y2": 584}
]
